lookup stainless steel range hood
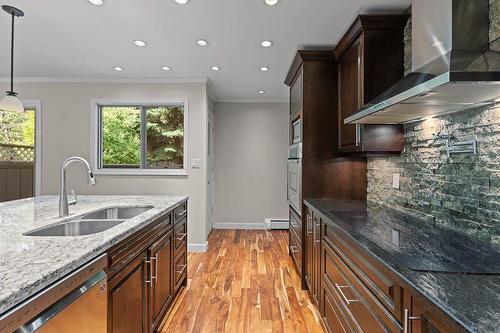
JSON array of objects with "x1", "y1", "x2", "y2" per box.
[{"x1": 345, "y1": 0, "x2": 500, "y2": 124}]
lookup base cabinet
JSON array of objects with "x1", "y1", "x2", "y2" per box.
[
  {"x1": 304, "y1": 201, "x2": 466, "y2": 333},
  {"x1": 107, "y1": 200, "x2": 188, "y2": 333}
]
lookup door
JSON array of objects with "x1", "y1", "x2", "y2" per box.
[
  {"x1": 207, "y1": 111, "x2": 215, "y2": 234},
  {"x1": 338, "y1": 38, "x2": 362, "y2": 152},
  {"x1": 0, "y1": 101, "x2": 41, "y2": 202},
  {"x1": 148, "y1": 230, "x2": 173, "y2": 331},
  {"x1": 109, "y1": 255, "x2": 147, "y2": 333},
  {"x1": 287, "y1": 159, "x2": 301, "y2": 215}
]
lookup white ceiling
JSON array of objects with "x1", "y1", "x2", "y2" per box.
[{"x1": 0, "y1": 0, "x2": 410, "y2": 101}]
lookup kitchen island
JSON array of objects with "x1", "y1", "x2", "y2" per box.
[{"x1": 0, "y1": 195, "x2": 188, "y2": 332}]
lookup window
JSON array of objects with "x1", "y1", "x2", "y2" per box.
[{"x1": 92, "y1": 100, "x2": 187, "y2": 175}]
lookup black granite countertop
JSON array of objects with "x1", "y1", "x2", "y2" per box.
[{"x1": 304, "y1": 198, "x2": 500, "y2": 333}]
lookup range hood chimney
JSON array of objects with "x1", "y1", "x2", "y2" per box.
[{"x1": 345, "y1": 0, "x2": 500, "y2": 124}]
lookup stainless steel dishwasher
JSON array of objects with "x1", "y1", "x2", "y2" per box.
[{"x1": 0, "y1": 254, "x2": 107, "y2": 333}]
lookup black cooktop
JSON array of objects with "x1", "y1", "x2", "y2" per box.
[{"x1": 329, "y1": 207, "x2": 500, "y2": 275}]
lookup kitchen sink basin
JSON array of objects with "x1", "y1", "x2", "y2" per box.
[
  {"x1": 24, "y1": 219, "x2": 126, "y2": 237},
  {"x1": 79, "y1": 206, "x2": 154, "y2": 220}
]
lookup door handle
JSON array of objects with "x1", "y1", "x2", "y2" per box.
[
  {"x1": 152, "y1": 253, "x2": 158, "y2": 284},
  {"x1": 145, "y1": 259, "x2": 153, "y2": 286},
  {"x1": 355, "y1": 124, "x2": 362, "y2": 147},
  {"x1": 403, "y1": 309, "x2": 421, "y2": 333}
]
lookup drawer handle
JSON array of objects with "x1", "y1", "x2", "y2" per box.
[
  {"x1": 403, "y1": 309, "x2": 421, "y2": 333},
  {"x1": 335, "y1": 283, "x2": 358, "y2": 305},
  {"x1": 290, "y1": 245, "x2": 299, "y2": 254},
  {"x1": 176, "y1": 264, "x2": 187, "y2": 276},
  {"x1": 177, "y1": 210, "x2": 187, "y2": 218},
  {"x1": 176, "y1": 233, "x2": 187, "y2": 242}
]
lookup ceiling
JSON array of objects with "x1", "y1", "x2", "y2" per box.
[{"x1": 0, "y1": 0, "x2": 410, "y2": 101}]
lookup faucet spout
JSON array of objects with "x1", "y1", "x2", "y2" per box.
[{"x1": 59, "y1": 157, "x2": 97, "y2": 217}]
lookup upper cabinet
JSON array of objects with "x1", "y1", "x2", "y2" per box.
[{"x1": 335, "y1": 14, "x2": 409, "y2": 154}]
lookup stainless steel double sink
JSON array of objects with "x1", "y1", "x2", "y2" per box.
[{"x1": 24, "y1": 206, "x2": 154, "y2": 237}]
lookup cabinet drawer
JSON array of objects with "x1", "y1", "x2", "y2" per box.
[
  {"x1": 174, "y1": 202, "x2": 188, "y2": 224},
  {"x1": 173, "y1": 217, "x2": 187, "y2": 257},
  {"x1": 289, "y1": 206, "x2": 302, "y2": 242},
  {"x1": 321, "y1": 277, "x2": 357, "y2": 333},
  {"x1": 173, "y1": 249, "x2": 187, "y2": 292},
  {"x1": 290, "y1": 228, "x2": 302, "y2": 275},
  {"x1": 323, "y1": 221, "x2": 402, "y2": 321},
  {"x1": 322, "y1": 242, "x2": 402, "y2": 333},
  {"x1": 108, "y1": 213, "x2": 172, "y2": 276}
]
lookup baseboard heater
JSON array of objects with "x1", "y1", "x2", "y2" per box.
[{"x1": 265, "y1": 218, "x2": 289, "y2": 230}]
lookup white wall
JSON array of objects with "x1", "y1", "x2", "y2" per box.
[
  {"x1": 213, "y1": 102, "x2": 288, "y2": 228},
  {"x1": 1, "y1": 81, "x2": 210, "y2": 250}
]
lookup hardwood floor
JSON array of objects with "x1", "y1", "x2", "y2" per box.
[{"x1": 160, "y1": 229, "x2": 325, "y2": 333}]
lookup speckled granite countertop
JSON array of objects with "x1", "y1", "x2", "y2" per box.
[
  {"x1": 0, "y1": 195, "x2": 187, "y2": 315},
  {"x1": 305, "y1": 199, "x2": 500, "y2": 333}
]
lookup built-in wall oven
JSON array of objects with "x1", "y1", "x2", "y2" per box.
[{"x1": 288, "y1": 143, "x2": 302, "y2": 215}]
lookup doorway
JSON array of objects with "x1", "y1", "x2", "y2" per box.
[
  {"x1": 0, "y1": 100, "x2": 41, "y2": 202},
  {"x1": 207, "y1": 110, "x2": 215, "y2": 235}
]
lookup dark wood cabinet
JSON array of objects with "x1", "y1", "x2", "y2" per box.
[
  {"x1": 106, "y1": 200, "x2": 188, "y2": 333},
  {"x1": 305, "y1": 201, "x2": 467, "y2": 333},
  {"x1": 148, "y1": 230, "x2": 173, "y2": 331},
  {"x1": 285, "y1": 50, "x2": 368, "y2": 290},
  {"x1": 108, "y1": 254, "x2": 148, "y2": 333},
  {"x1": 335, "y1": 14, "x2": 408, "y2": 154},
  {"x1": 403, "y1": 291, "x2": 467, "y2": 333},
  {"x1": 304, "y1": 207, "x2": 322, "y2": 305}
]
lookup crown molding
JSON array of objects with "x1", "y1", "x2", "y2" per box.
[
  {"x1": 213, "y1": 98, "x2": 288, "y2": 103},
  {"x1": 0, "y1": 77, "x2": 209, "y2": 84}
]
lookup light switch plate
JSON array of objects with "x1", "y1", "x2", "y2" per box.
[
  {"x1": 191, "y1": 159, "x2": 201, "y2": 169},
  {"x1": 392, "y1": 173, "x2": 400, "y2": 189}
]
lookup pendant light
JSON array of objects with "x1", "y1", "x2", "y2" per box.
[{"x1": 0, "y1": 5, "x2": 24, "y2": 112}]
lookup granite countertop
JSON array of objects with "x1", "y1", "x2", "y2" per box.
[
  {"x1": 305, "y1": 198, "x2": 500, "y2": 333},
  {"x1": 0, "y1": 195, "x2": 187, "y2": 315}
]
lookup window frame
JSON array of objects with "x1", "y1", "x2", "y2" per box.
[{"x1": 90, "y1": 99, "x2": 188, "y2": 176}]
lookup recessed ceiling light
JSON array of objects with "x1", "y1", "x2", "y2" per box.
[
  {"x1": 261, "y1": 40, "x2": 273, "y2": 47},
  {"x1": 259, "y1": 66, "x2": 270, "y2": 72},
  {"x1": 133, "y1": 40, "x2": 147, "y2": 47},
  {"x1": 211, "y1": 66, "x2": 221, "y2": 71},
  {"x1": 258, "y1": 90, "x2": 266, "y2": 94},
  {"x1": 87, "y1": 0, "x2": 104, "y2": 5},
  {"x1": 264, "y1": 0, "x2": 279, "y2": 6},
  {"x1": 174, "y1": 0, "x2": 189, "y2": 4},
  {"x1": 196, "y1": 39, "x2": 209, "y2": 47},
  {"x1": 113, "y1": 66, "x2": 124, "y2": 71},
  {"x1": 161, "y1": 66, "x2": 172, "y2": 71}
]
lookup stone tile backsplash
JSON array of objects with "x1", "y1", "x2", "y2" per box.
[{"x1": 367, "y1": 1, "x2": 500, "y2": 245}]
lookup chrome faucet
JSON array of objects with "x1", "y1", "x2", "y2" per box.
[{"x1": 59, "y1": 157, "x2": 96, "y2": 217}]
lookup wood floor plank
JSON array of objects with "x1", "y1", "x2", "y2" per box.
[{"x1": 160, "y1": 229, "x2": 324, "y2": 333}]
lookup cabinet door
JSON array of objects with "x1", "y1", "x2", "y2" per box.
[
  {"x1": 305, "y1": 208, "x2": 314, "y2": 292},
  {"x1": 290, "y1": 70, "x2": 303, "y2": 121},
  {"x1": 109, "y1": 255, "x2": 147, "y2": 333},
  {"x1": 338, "y1": 38, "x2": 362, "y2": 152},
  {"x1": 405, "y1": 293, "x2": 465, "y2": 333},
  {"x1": 313, "y1": 215, "x2": 321, "y2": 304},
  {"x1": 148, "y1": 230, "x2": 173, "y2": 331}
]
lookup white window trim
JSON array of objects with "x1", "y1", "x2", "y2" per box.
[
  {"x1": 22, "y1": 100, "x2": 42, "y2": 195},
  {"x1": 90, "y1": 98, "x2": 189, "y2": 176}
]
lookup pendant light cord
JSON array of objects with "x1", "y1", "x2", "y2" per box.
[{"x1": 9, "y1": 12, "x2": 14, "y2": 94}]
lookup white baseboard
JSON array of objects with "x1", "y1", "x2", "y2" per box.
[
  {"x1": 213, "y1": 222, "x2": 267, "y2": 230},
  {"x1": 188, "y1": 242, "x2": 208, "y2": 253}
]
